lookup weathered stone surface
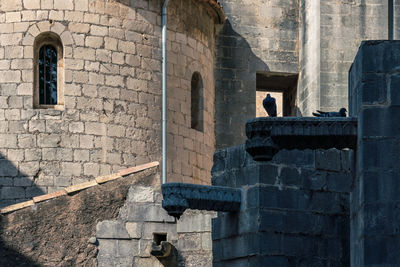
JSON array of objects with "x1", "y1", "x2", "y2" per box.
[
  {"x1": 0, "y1": 0, "x2": 219, "y2": 206},
  {"x1": 212, "y1": 143, "x2": 351, "y2": 266},
  {"x1": 0, "y1": 167, "x2": 157, "y2": 266},
  {"x1": 96, "y1": 220, "x2": 130, "y2": 239},
  {"x1": 349, "y1": 41, "x2": 400, "y2": 266}
]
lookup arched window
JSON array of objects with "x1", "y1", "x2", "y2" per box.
[
  {"x1": 34, "y1": 32, "x2": 64, "y2": 108},
  {"x1": 191, "y1": 72, "x2": 204, "y2": 132},
  {"x1": 39, "y1": 45, "x2": 58, "y2": 105}
]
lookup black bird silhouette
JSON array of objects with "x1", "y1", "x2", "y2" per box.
[
  {"x1": 263, "y1": 94, "x2": 277, "y2": 117},
  {"x1": 312, "y1": 108, "x2": 347, "y2": 117}
]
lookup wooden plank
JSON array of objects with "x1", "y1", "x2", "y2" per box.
[
  {"x1": 119, "y1": 161, "x2": 159, "y2": 177},
  {"x1": 33, "y1": 190, "x2": 67, "y2": 203},
  {"x1": 1, "y1": 200, "x2": 34, "y2": 214},
  {"x1": 95, "y1": 173, "x2": 122, "y2": 184},
  {"x1": 65, "y1": 180, "x2": 98, "y2": 194}
]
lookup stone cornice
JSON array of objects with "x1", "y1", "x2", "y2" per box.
[
  {"x1": 245, "y1": 117, "x2": 358, "y2": 161},
  {"x1": 162, "y1": 183, "x2": 241, "y2": 219}
]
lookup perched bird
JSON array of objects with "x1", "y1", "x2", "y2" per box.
[
  {"x1": 263, "y1": 93, "x2": 277, "y2": 117},
  {"x1": 312, "y1": 108, "x2": 347, "y2": 117}
]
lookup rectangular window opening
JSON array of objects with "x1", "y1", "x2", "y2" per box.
[
  {"x1": 153, "y1": 233, "x2": 167, "y2": 245},
  {"x1": 256, "y1": 72, "x2": 298, "y2": 117}
]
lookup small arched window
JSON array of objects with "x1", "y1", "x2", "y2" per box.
[
  {"x1": 191, "y1": 72, "x2": 204, "y2": 132},
  {"x1": 34, "y1": 32, "x2": 64, "y2": 108},
  {"x1": 39, "y1": 45, "x2": 58, "y2": 105}
]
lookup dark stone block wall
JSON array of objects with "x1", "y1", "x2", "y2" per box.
[
  {"x1": 349, "y1": 40, "x2": 400, "y2": 267},
  {"x1": 211, "y1": 145, "x2": 353, "y2": 266}
]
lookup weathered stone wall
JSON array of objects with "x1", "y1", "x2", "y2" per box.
[
  {"x1": 298, "y1": 0, "x2": 390, "y2": 115},
  {"x1": 212, "y1": 145, "x2": 353, "y2": 265},
  {"x1": 215, "y1": 0, "x2": 299, "y2": 149},
  {"x1": 0, "y1": 0, "x2": 220, "y2": 206},
  {"x1": 166, "y1": 0, "x2": 217, "y2": 184},
  {"x1": 0, "y1": 166, "x2": 158, "y2": 266},
  {"x1": 349, "y1": 40, "x2": 400, "y2": 266},
  {"x1": 0, "y1": 165, "x2": 215, "y2": 266},
  {"x1": 0, "y1": 0, "x2": 163, "y2": 207}
]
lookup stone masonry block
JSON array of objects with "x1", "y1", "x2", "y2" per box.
[
  {"x1": 360, "y1": 73, "x2": 387, "y2": 104},
  {"x1": 0, "y1": 159, "x2": 18, "y2": 176},
  {"x1": 117, "y1": 239, "x2": 139, "y2": 257},
  {"x1": 301, "y1": 169, "x2": 327, "y2": 190},
  {"x1": 219, "y1": 233, "x2": 259, "y2": 260},
  {"x1": 125, "y1": 222, "x2": 142, "y2": 238},
  {"x1": 127, "y1": 186, "x2": 154, "y2": 202},
  {"x1": 177, "y1": 233, "x2": 202, "y2": 252},
  {"x1": 120, "y1": 203, "x2": 175, "y2": 223},
  {"x1": 327, "y1": 172, "x2": 352, "y2": 193},
  {"x1": 0, "y1": 1, "x2": 22, "y2": 11},
  {"x1": 279, "y1": 167, "x2": 301, "y2": 187},
  {"x1": 177, "y1": 211, "x2": 214, "y2": 233},
  {"x1": 315, "y1": 149, "x2": 341, "y2": 171},
  {"x1": 61, "y1": 162, "x2": 82, "y2": 176},
  {"x1": 273, "y1": 149, "x2": 315, "y2": 167},
  {"x1": 37, "y1": 134, "x2": 61, "y2": 148},
  {"x1": 97, "y1": 239, "x2": 117, "y2": 257},
  {"x1": 1, "y1": 186, "x2": 25, "y2": 199},
  {"x1": 97, "y1": 220, "x2": 130, "y2": 239}
]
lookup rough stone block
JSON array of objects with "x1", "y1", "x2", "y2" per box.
[
  {"x1": 120, "y1": 203, "x2": 175, "y2": 223},
  {"x1": 97, "y1": 220, "x2": 130, "y2": 239},
  {"x1": 177, "y1": 233, "x2": 202, "y2": 252},
  {"x1": 1, "y1": 186, "x2": 25, "y2": 199},
  {"x1": 125, "y1": 222, "x2": 142, "y2": 238},
  {"x1": 117, "y1": 239, "x2": 139, "y2": 257},
  {"x1": 133, "y1": 257, "x2": 163, "y2": 267},
  {"x1": 0, "y1": 159, "x2": 18, "y2": 176},
  {"x1": 327, "y1": 172, "x2": 352, "y2": 193},
  {"x1": 0, "y1": 1, "x2": 22, "y2": 11},
  {"x1": 97, "y1": 239, "x2": 117, "y2": 256},
  {"x1": 61, "y1": 162, "x2": 82, "y2": 176},
  {"x1": 301, "y1": 169, "x2": 327, "y2": 190},
  {"x1": 127, "y1": 186, "x2": 154, "y2": 202},
  {"x1": 177, "y1": 211, "x2": 214, "y2": 233},
  {"x1": 37, "y1": 134, "x2": 61, "y2": 148},
  {"x1": 220, "y1": 234, "x2": 259, "y2": 260},
  {"x1": 279, "y1": 167, "x2": 300, "y2": 186},
  {"x1": 90, "y1": 25, "x2": 108, "y2": 36},
  {"x1": 316, "y1": 149, "x2": 341, "y2": 171},
  {"x1": 25, "y1": 186, "x2": 44, "y2": 198}
]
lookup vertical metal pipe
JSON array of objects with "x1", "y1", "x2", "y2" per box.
[
  {"x1": 389, "y1": 0, "x2": 394, "y2": 40},
  {"x1": 162, "y1": 0, "x2": 170, "y2": 184}
]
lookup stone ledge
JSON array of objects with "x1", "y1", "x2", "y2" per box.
[
  {"x1": 245, "y1": 117, "x2": 357, "y2": 161},
  {"x1": 162, "y1": 183, "x2": 241, "y2": 219},
  {"x1": 0, "y1": 161, "x2": 159, "y2": 214}
]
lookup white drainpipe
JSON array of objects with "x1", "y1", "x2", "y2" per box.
[{"x1": 162, "y1": 0, "x2": 169, "y2": 184}]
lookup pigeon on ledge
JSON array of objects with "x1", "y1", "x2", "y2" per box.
[
  {"x1": 312, "y1": 108, "x2": 347, "y2": 117},
  {"x1": 263, "y1": 93, "x2": 277, "y2": 117}
]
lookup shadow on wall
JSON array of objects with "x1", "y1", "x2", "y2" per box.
[
  {"x1": 214, "y1": 20, "x2": 270, "y2": 149},
  {"x1": 0, "y1": 155, "x2": 44, "y2": 266},
  {"x1": 0, "y1": 154, "x2": 44, "y2": 208}
]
